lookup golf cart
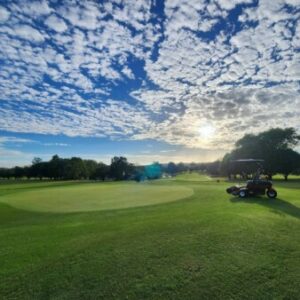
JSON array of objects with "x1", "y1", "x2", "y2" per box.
[{"x1": 226, "y1": 159, "x2": 277, "y2": 199}]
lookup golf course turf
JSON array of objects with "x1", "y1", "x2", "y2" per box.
[
  {"x1": 0, "y1": 182, "x2": 193, "y2": 213},
  {"x1": 0, "y1": 174, "x2": 300, "y2": 299}
]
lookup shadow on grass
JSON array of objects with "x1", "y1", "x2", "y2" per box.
[{"x1": 230, "y1": 197, "x2": 300, "y2": 219}]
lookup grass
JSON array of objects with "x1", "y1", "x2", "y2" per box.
[
  {"x1": 172, "y1": 172, "x2": 212, "y2": 181},
  {"x1": 0, "y1": 174, "x2": 300, "y2": 299},
  {"x1": 0, "y1": 181, "x2": 193, "y2": 213}
]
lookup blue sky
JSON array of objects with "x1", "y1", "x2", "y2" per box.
[{"x1": 0, "y1": 0, "x2": 299, "y2": 167}]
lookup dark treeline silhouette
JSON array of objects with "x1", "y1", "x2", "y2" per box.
[
  {"x1": 220, "y1": 127, "x2": 300, "y2": 180},
  {"x1": 0, "y1": 154, "x2": 220, "y2": 181},
  {"x1": 0, "y1": 155, "x2": 132, "y2": 181}
]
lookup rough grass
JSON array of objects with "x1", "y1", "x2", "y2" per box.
[{"x1": 0, "y1": 175, "x2": 299, "y2": 299}]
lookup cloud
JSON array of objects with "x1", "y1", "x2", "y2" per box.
[
  {"x1": 12, "y1": 0, "x2": 52, "y2": 17},
  {"x1": 215, "y1": 0, "x2": 254, "y2": 10},
  {"x1": 0, "y1": 136, "x2": 36, "y2": 144},
  {"x1": 13, "y1": 24, "x2": 45, "y2": 42},
  {"x1": 0, "y1": 6, "x2": 10, "y2": 22},
  {"x1": 43, "y1": 142, "x2": 69, "y2": 147},
  {"x1": 285, "y1": 0, "x2": 300, "y2": 5},
  {"x1": 198, "y1": 19, "x2": 219, "y2": 32},
  {"x1": 0, "y1": 0, "x2": 299, "y2": 153},
  {"x1": 44, "y1": 14, "x2": 68, "y2": 32},
  {"x1": 59, "y1": 2, "x2": 104, "y2": 30},
  {"x1": 0, "y1": 148, "x2": 33, "y2": 167},
  {"x1": 0, "y1": 136, "x2": 71, "y2": 167},
  {"x1": 122, "y1": 66, "x2": 135, "y2": 79},
  {"x1": 0, "y1": 137, "x2": 36, "y2": 167},
  {"x1": 121, "y1": 147, "x2": 226, "y2": 164}
]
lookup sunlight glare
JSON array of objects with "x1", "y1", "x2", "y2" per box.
[{"x1": 198, "y1": 124, "x2": 216, "y2": 138}]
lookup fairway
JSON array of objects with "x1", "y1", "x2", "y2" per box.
[
  {"x1": 173, "y1": 172, "x2": 213, "y2": 181},
  {"x1": 0, "y1": 175, "x2": 300, "y2": 299},
  {"x1": 0, "y1": 182, "x2": 193, "y2": 213}
]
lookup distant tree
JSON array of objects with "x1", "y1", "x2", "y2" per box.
[
  {"x1": 64, "y1": 157, "x2": 87, "y2": 180},
  {"x1": 1, "y1": 155, "x2": 140, "y2": 182},
  {"x1": 14, "y1": 166, "x2": 25, "y2": 179},
  {"x1": 0, "y1": 168, "x2": 13, "y2": 179},
  {"x1": 206, "y1": 160, "x2": 221, "y2": 176},
  {"x1": 133, "y1": 165, "x2": 146, "y2": 182},
  {"x1": 110, "y1": 156, "x2": 134, "y2": 180},
  {"x1": 189, "y1": 162, "x2": 197, "y2": 172},
  {"x1": 93, "y1": 162, "x2": 109, "y2": 181},
  {"x1": 166, "y1": 162, "x2": 177, "y2": 176},
  {"x1": 32, "y1": 157, "x2": 42, "y2": 165},
  {"x1": 126, "y1": 163, "x2": 135, "y2": 179},
  {"x1": 48, "y1": 155, "x2": 64, "y2": 179},
  {"x1": 177, "y1": 162, "x2": 187, "y2": 173},
  {"x1": 29, "y1": 162, "x2": 48, "y2": 180},
  {"x1": 23, "y1": 166, "x2": 30, "y2": 179},
  {"x1": 83, "y1": 160, "x2": 98, "y2": 179},
  {"x1": 220, "y1": 153, "x2": 232, "y2": 178}
]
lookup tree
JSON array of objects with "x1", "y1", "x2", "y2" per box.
[
  {"x1": 110, "y1": 157, "x2": 134, "y2": 180},
  {"x1": 32, "y1": 157, "x2": 42, "y2": 165},
  {"x1": 83, "y1": 160, "x2": 98, "y2": 179},
  {"x1": 23, "y1": 166, "x2": 30, "y2": 179},
  {"x1": 276, "y1": 149, "x2": 300, "y2": 180},
  {"x1": 166, "y1": 162, "x2": 177, "y2": 176},
  {"x1": 14, "y1": 166, "x2": 25, "y2": 179},
  {"x1": 222, "y1": 127, "x2": 300, "y2": 179},
  {"x1": 64, "y1": 157, "x2": 87, "y2": 180},
  {"x1": 93, "y1": 162, "x2": 109, "y2": 181},
  {"x1": 220, "y1": 153, "x2": 232, "y2": 178},
  {"x1": 189, "y1": 162, "x2": 197, "y2": 172},
  {"x1": 0, "y1": 155, "x2": 140, "y2": 182},
  {"x1": 48, "y1": 155, "x2": 64, "y2": 179},
  {"x1": 206, "y1": 160, "x2": 221, "y2": 176},
  {"x1": 0, "y1": 168, "x2": 13, "y2": 179},
  {"x1": 29, "y1": 162, "x2": 48, "y2": 180},
  {"x1": 259, "y1": 127, "x2": 300, "y2": 150},
  {"x1": 177, "y1": 162, "x2": 187, "y2": 173}
]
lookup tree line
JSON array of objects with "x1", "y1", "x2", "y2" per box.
[
  {"x1": 0, "y1": 153, "x2": 221, "y2": 181},
  {"x1": 0, "y1": 155, "x2": 181, "y2": 181},
  {"x1": 0, "y1": 156, "x2": 132, "y2": 181},
  {"x1": 1, "y1": 128, "x2": 299, "y2": 181}
]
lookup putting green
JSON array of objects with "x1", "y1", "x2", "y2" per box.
[{"x1": 0, "y1": 182, "x2": 193, "y2": 213}]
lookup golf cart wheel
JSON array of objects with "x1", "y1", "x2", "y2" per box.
[
  {"x1": 267, "y1": 189, "x2": 277, "y2": 199},
  {"x1": 239, "y1": 190, "x2": 247, "y2": 198}
]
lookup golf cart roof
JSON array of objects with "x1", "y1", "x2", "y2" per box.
[{"x1": 231, "y1": 159, "x2": 264, "y2": 163}]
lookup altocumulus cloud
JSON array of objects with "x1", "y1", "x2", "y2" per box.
[{"x1": 0, "y1": 0, "x2": 299, "y2": 151}]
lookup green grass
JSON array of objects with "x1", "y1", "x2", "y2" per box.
[
  {"x1": 0, "y1": 175, "x2": 300, "y2": 299},
  {"x1": 172, "y1": 172, "x2": 212, "y2": 181},
  {"x1": 0, "y1": 181, "x2": 193, "y2": 213},
  {"x1": 273, "y1": 174, "x2": 300, "y2": 180}
]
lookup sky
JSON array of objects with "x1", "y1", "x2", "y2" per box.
[{"x1": 0, "y1": 0, "x2": 299, "y2": 167}]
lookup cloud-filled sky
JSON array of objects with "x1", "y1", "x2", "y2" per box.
[{"x1": 0, "y1": 0, "x2": 299, "y2": 166}]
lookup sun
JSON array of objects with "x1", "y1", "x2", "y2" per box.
[{"x1": 198, "y1": 124, "x2": 216, "y2": 138}]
